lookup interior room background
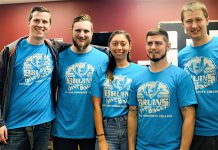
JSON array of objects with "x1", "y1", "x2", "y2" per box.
[{"x1": 0, "y1": 0, "x2": 217, "y2": 63}]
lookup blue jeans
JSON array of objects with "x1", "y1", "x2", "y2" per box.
[
  {"x1": 102, "y1": 115, "x2": 128, "y2": 150},
  {"x1": 0, "y1": 122, "x2": 51, "y2": 150}
]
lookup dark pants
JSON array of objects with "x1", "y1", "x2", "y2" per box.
[
  {"x1": 0, "y1": 122, "x2": 51, "y2": 150},
  {"x1": 53, "y1": 136, "x2": 96, "y2": 150},
  {"x1": 191, "y1": 135, "x2": 218, "y2": 150}
]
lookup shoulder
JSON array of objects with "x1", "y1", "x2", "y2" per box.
[
  {"x1": 168, "y1": 65, "x2": 191, "y2": 81},
  {"x1": 178, "y1": 45, "x2": 192, "y2": 56},
  {"x1": 169, "y1": 65, "x2": 187, "y2": 74},
  {"x1": 91, "y1": 44, "x2": 109, "y2": 56},
  {"x1": 92, "y1": 47, "x2": 108, "y2": 56},
  {"x1": 212, "y1": 36, "x2": 218, "y2": 41},
  {"x1": 5, "y1": 37, "x2": 25, "y2": 52},
  {"x1": 130, "y1": 62, "x2": 145, "y2": 70}
]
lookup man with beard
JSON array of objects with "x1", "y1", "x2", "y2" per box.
[
  {"x1": 128, "y1": 28, "x2": 197, "y2": 150},
  {"x1": 179, "y1": 1, "x2": 218, "y2": 150},
  {"x1": 51, "y1": 14, "x2": 108, "y2": 150}
]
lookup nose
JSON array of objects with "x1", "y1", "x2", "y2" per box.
[
  {"x1": 191, "y1": 21, "x2": 198, "y2": 28},
  {"x1": 151, "y1": 43, "x2": 156, "y2": 49},
  {"x1": 37, "y1": 20, "x2": 43, "y2": 27},
  {"x1": 117, "y1": 44, "x2": 122, "y2": 49},
  {"x1": 78, "y1": 31, "x2": 85, "y2": 38}
]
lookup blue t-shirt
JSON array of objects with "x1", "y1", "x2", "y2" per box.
[
  {"x1": 178, "y1": 36, "x2": 218, "y2": 136},
  {"x1": 6, "y1": 39, "x2": 55, "y2": 129},
  {"x1": 129, "y1": 64, "x2": 197, "y2": 150},
  {"x1": 91, "y1": 62, "x2": 144, "y2": 118},
  {"x1": 52, "y1": 47, "x2": 108, "y2": 139}
]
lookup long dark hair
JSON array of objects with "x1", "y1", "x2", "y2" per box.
[{"x1": 106, "y1": 30, "x2": 131, "y2": 81}]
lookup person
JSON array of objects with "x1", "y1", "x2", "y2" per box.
[
  {"x1": 128, "y1": 28, "x2": 198, "y2": 150},
  {"x1": 91, "y1": 30, "x2": 144, "y2": 150},
  {"x1": 51, "y1": 14, "x2": 109, "y2": 150},
  {"x1": 179, "y1": 1, "x2": 218, "y2": 150},
  {"x1": 0, "y1": 6, "x2": 67, "y2": 150}
]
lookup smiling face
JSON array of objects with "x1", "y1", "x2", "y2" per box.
[
  {"x1": 28, "y1": 11, "x2": 51, "y2": 44},
  {"x1": 109, "y1": 34, "x2": 131, "y2": 62},
  {"x1": 146, "y1": 35, "x2": 170, "y2": 62},
  {"x1": 72, "y1": 20, "x2": 93, "y2": 52},
  {"x1": 183, "y1": 9, "x2": 209, "y2": 43}
]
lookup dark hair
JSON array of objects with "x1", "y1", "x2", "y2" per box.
[
  {"x1": 146, "y1": 28, "x2": 169, "y2": 43},
  {"x1": 28, "y1": 6, "x2": 51, "y2": 24},
  {"x1": 106, "y1": 30, "x2": 131, "y2": 81},
  {"x1": 72, "y1": 14, "x2": 93, "y2": 30},
  {"x1": 181, "y1": 1, "x2": 208, "y2": 22}
]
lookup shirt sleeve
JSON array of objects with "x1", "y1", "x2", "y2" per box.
[
  {"x1": 128, "y1": 77, "x2": 138, "y2": 106},
  {"x1": 91, "y1": 67, "x2": 103, "y2": 98},
  {"x1": 177, "y1": 72, "x2": 198, "y2": 107}
]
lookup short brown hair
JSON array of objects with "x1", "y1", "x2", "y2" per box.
[
  {"x1": 28, "y1": 6, "x2": 51, "y2": 24},
  {"x1": 146, "y1": 28, "x2": 169, "y2": 43},
  {"x1": 72, "y1": 14, "x2": 93, "y2": 30},
  {"x1": 181, "y1": 1, "x2": 208, "y2": 22}
]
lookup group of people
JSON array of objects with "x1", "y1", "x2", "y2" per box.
[{"x1": 0, "y1": 1, "x2": 217, "y2": 150}]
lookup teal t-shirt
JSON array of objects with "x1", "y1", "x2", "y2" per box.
[
  {"x1": 52, "y1": 47, "x2": 108, "y2": 139},
  {"x1": 7, "y1": 39, "x2": 55, "y2": 129},
  {"x1": 129, "y1": 65, "x2": 198, "y2": 150},
  {"x1": 91, "y1": 62, "x2": 144, "y2": 118}
]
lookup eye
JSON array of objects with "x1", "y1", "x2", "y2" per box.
[
  {"x1": 111, "y1": 42, "x2": 118, "y2": 46},
  {"x1": 74, "y1": 29, "x2": 81, "y2": 33},
  {"x1": 83, "y1": 30, "x2": 90, "y2": 34},
  {"x1": 121, "y1": 42, "x2": 127, "y2": 47},
  {"x1": 147, "y1": 42, "x2": 153, "y2": 46},
  {"x1": 42, "y1": 20, "x2": 49, "y2": 24},
  {"x1": 155, "y1": 41, "x2": 162, "y2": 46},
  {"x1": 185, "y1": 19, "x2": 192, "y2": 24},
  {"x1": 33, "y1": 19, "x2": 40, "y2": 23},
  {"x1": 195, "y1": 18, "x2": 203, "y2": 23}
]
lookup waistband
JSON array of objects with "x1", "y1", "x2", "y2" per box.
[{"x1": 103, "y1": 114, "x2": 127, "y2": 122}]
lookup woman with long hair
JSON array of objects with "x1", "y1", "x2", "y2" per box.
[{"x1": 91, "y1": 30, "x2": 144, "y2": 150}]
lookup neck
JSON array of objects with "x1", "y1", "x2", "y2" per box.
[
  {"x1": 116, "y1": 59, "x2": 129, "y2": 68},
  {"x1": 192, "y1": 35, "x2": 212, "y2": 47},
  {"x1": 71, "y1": 45, "x2": 92, "y2": 54},
  {"x1": 149, "y1": 59, "x2": 169, "y2": 72},
  {"x1": 27, "y1": 36, "x2": 44, "y2": 45}
]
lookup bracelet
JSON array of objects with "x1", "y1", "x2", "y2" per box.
[{"x1": 97, "y1": 133, "x2": 105, "y2": 137}]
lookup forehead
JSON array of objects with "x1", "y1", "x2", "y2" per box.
[
  {"x1": 73, "y1": 21, "x2": 92, "y2": 30},
  {"x1": 111, "y1": 34, "x2": 128, "y2": 42},
  {"x1": 183, "y1": 9, "x2": 206, "y2": 20},
  {"x1": 31, "y1": 11, "x2": 51, "y2": 20},
  {"x1": 146, "y1": 35, "x2": 164, "y2": 42}
]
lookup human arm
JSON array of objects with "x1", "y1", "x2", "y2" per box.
[
  {"x1": 180, "y1": 105, "x2": 195, "y2": 150},
  {"x1": 128, "y1": 106, "x2": 138, "y2": 150},
  {"x1": 48, "y1": 38, "x2": 71, "y2": 52},
  {"x1": 92, "y1": 96, "x2": 109, "y2": 150},
  {"x1": 0, "y1": 50, "x2": 8, "y2": 144},
  {"x1": 0, "y1": 126, "x2": 8, "y2": 144}
]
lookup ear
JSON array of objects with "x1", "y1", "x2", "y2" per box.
[
  {"x1": 167, "y1": 42, "x2": 171, "y2": 51},
  {"x1": 206, "y1": 17, "x2": 209, "y2": 26},
  {"x1": 129, "y1": 43, "x2": 132, "y2": 52}
]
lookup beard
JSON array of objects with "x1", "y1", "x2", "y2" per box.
[
  {"x1": 72, "y1": 38, "x2": 90, "y2": 51},
  {"x1": 147, "y1": 49, "x2": 167, "y2": 62}
]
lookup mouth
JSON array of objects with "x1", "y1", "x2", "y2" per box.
[
  {"x1": 191, "y1": 29, "x2": 200, "y2": 34},
  {"x1": 149, "y1": 51, "x2": 159, "y2": 55},
  {"x1": 35, "y1": 27, "x2": 44, "y2": 33}
]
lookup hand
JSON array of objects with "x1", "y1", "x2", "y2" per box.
[
  {"x1": 98, "y1": 136, "x2": 109, "y2": 150},
  {"x1": 0, "y1": 125, "x2": 8, "y2": 144}
]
